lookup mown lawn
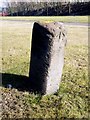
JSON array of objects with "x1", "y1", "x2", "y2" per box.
[
  {"x1": 0, "y1": 17, "x2": 89, "y2": 119},
  {"x1": 0, "y1": 16, "x2": 89, "y2": 23}
]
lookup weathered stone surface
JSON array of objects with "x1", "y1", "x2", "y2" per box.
[{"x1": 29, "y1": 22, "x2": 67, "y2": 95}]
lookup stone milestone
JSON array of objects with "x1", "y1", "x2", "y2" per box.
[{"x1": 29, "y1": 22, "x2": 67, "y2": 95}]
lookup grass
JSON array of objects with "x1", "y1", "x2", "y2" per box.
[
  {"x1": 0, "y1": 16, "x2": 89, "y2": 23},
  {"x1": 0, "y1": 17, "x2": 89, "y2": 119}
]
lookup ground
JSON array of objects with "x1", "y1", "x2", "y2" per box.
[{"x1": 0, "y1": 16, "x2": 89, "y2": 119}]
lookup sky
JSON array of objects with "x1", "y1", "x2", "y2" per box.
[
  {"x1": 0, "y1": 0, "x2": 7, "y2": 8},
  {"x1": 0, "y1": 0, "x2": 90, "y2": 8}
]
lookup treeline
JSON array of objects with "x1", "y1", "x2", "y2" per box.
[{"x1": 7, "y1": 2, "x2": 90, "y2": 16}]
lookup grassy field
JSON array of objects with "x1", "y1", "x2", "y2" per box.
[
  {"x1": 0, "y1": 17, "x2": 89, "y2": 119},
  {"x1": 0, "y1": 16, "x2": 89, "y2": 23}
]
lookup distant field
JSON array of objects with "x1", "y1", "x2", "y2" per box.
[
  {"x1": 0, "y1": 16, "x2": 89, "y2": 23},
  {"x1": 0, "y1": 18, "x2": 89, "y2": 119}
]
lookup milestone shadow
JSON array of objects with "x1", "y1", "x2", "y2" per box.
[{"x1": 0, "y1": 73, "x2": 32, "y2": 92}]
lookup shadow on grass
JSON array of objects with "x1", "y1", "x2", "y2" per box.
[{"x1": 0, "y1": 73, "x2": 33, "y2": 92}]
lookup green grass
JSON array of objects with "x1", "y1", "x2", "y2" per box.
[
  {"x1": 0, "y1": 16, "x2": 89, "y2": 23},
  {"x1": 1, "y1": 18, "x2": 89, "y2": 118}
]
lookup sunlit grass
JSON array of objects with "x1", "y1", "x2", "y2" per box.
[
  {"x1": 1, "y1": 19, "x2": 89, "y2": 118},
  {"x1": 0, "y1": 16, "x2": 89, "y2": 23}
]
